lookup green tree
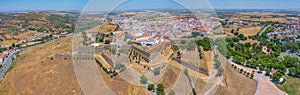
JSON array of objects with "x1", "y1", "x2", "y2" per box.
[
  {"x1": 214, "y1": 59, "x2": 221, "y2": 69},
  {"x1": 217, "y1": 68, "x2": 224, "y2": 76},
  {"x1": 196, "y1": 38, "x2": 211, "y2": 51},
  {"x1": 157, "y1": 83, "x2": 165, "y2": 92},
  {"x1": 272, "y1": 72, "x2": 282, "y2": 80},
  {"x1": 184, "y1": 68, "x2": 188, "y2": 75},
  {"x1": 154, "y1": 68, "x2": 161, "y2": 75},
  {"x1": 238, "y1": 34, "x2": 246, "y2": 40},
  {"x1": 157, "y1": 91, "x2": 166, "y2": 95},
  {"x1": 289, "y1": 67, "x2": 297, "y2": 75},
  {"x1": 265, "y1": 69, "x2": 271, "y2": 76},
  {"x1": 245, "y1": 42, "x2": 251, "y2": 47},
  {"x1": 147, "y1": 83, "x2": 155, "y2": 91},
  {"x1": 140, "y1": 75, "x2": 148, "y2": 84},
  {"x1": 239, "y1": 69, "x2": 244, "y2": 73},
  {"x1": 231, "y1": 29, "x2": 235, "y2": 33},
  {"x1": 104, "y1": 40, "x2": 111, "y2": 44}
]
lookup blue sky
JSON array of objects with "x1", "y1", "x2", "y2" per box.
[
  {"x1": 0, "y1": 0, "x2": 300, "y2": 11},
  {"x1": 210, "y1": 0, "x2": 300, "y2": 9}
]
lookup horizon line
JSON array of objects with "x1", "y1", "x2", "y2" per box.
[{"x1": 1, "y1": 8, "x2": 300, "y2": 13}]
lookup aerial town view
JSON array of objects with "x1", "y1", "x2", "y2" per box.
[{"x1": 0, "y1": 0, "x2": 300, "y2": 95}]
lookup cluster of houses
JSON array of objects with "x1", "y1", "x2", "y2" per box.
[
  {"x1": 266, "y1": 17, "x2": 300, "y2": 43},
  {"x1": 105, "y1": 13, "x2": 219, "y2": 47},
  {"x1": 0, "y1": 50, "x2": 10, "y2": 65}
]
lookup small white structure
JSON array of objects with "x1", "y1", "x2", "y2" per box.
[{"x1": 91, "y1": 43, "x2": 101, "y2": 47}]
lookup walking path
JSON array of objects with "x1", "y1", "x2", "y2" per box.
[{"x1": 228, "y1": 57, "x2": 287, "y2": 95}]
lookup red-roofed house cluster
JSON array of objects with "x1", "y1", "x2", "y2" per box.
[{"x1": 0, "y1": 50, "x2": 10, "y2": 65}]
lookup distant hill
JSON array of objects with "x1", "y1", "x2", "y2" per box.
[{"x1": 0, "y1": 11, "x2": 78, "y2": 37}]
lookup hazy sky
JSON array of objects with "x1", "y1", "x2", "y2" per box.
[{"x1": 0, "y1": 0, "x2": 300, "y2": 11}]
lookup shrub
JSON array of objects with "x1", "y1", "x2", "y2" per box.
[
  {"x1": 157, "y1": 91, "x2": 166, "y2": 95},
  {"x1": 104, "y1": 40, "x2": 110, "y2": 44},
  {"x1": 217, "y1": 68, "x2": 224, "y2": 76},
  {"x1": 156, "y1": 83, "x2": 164, "y2": 92},
  {"x1": 240, "y1": 69, "x2": 244, "y2": 73},
  {"x1": 168, "y1": 90, "x2": 175, "y2": 95},
  {"x1": 112, "y1": 71, "x2": 118, "y2": 77},
  {"x1": 115, "y1": 64, "x2": 126, "y2": 73},
  {"x1": 184, "y1": 68, "x2": 188, "y2": 75},
  {"x1": 147, "y1": 84, "x2": 155, "y2": 91},
  {"x1": 140, "y1": 75, "x2": 148, "y2": 84},
  {"x1": 154, "y1": 68, "x2": 160, "y2": 75},
  {"x1": 250, "y1": 73, "x2": 254, "y2": 79}
]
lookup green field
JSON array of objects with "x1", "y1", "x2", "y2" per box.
[{"x1": 276, "y1": 76, "x2": 300, "y2": 95}]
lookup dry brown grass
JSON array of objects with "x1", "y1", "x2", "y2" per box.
[
  {"x1": 240, "y1": 39, "x2": 260, "y2": 44},
  {"x1": 203, "y1": 50, "x2": 213, "y2": 71},
  {"x1": 223, "y1": 28, "x2": 237, "y2": 37},
  {"x1": 214, "y1": 54, "x2": 257, "y2": 95},
  {"x1": 0, "y1": 40, "x2": 18, "y2": 46},
  {"x1": 98, "y1": 65, "x2": 152, "y2": 95},
  {"x1": 85, "y1": 25, "x2": 101, "y2": 33},
  {"x1": 21, "y1": 41, "x2": 41, "y2": 47},
  {"x1": 246, "y1": 18, "x2": 286, "y2": 23},
  {"x1": 238, "y1": 26, "x2": 262, "y2": 37},
  {"x1": 99, "y1": 22, "x2": 117, "y2": 33},
  {"x1": 95, "y1": 54, "x2": 113, "y2": 69},
  {"x1": 194, "y1": 78, "x2": 206, "y2": 95},
  {"x1": 3, "y1": 34, "x2": 14, "y2": 39},
  {"x1": 232, "y1": 12, "x2": 287, "y2": 23},
  {"x1": 156, "y1": 64, "x2": 181, "y2": 91},
  {"x1": 0, "y1": 37, "x2": 83, "y2": 95},
  {"x1": 1, "y1": 31, "x2": 40, "y2": 46},
  {"x1": 14, "y1": 31, "x2": 40, "y2": 40}
]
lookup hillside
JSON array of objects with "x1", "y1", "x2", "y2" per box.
[
  {"x1": 214, "y1": 54, "x2": 257, "y2": 95},
  {"x1": 0, "y1": 11, "x2": 77, "y2": 39},
  {"x1": 0, "y1": 36, "x2": 83, "y2": 95}
]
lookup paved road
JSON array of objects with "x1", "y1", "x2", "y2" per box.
[
  {"x1": 0, "y1": 49, "x2": 20, "y2": 80},
  {"x1": 229, "y1": 56, "x2": 287, "y2": 95},
  {"x1": 254, "y1": 74, "x2": 262, "y2": 95},
  {"x1": 259, "y1": 24, "x2": 271, "y2": 36}
]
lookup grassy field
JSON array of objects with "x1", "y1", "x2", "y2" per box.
[
  {"x1": 276, "y1": 76, "x2": 300, "y2": 95},
  {"x1": 0, "y1": 37, "x2": 83, "y2": 95}
]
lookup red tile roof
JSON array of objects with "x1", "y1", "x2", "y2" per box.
[
  {"x1": 136, "y1": 33, "x2": 151, "y2": 38},
  {"x1": 271, "y1": 69, "x2": 277, "y2": 74},
  {"x1": 0, "y1": 54, "x2": 7, "y2": 59}
]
